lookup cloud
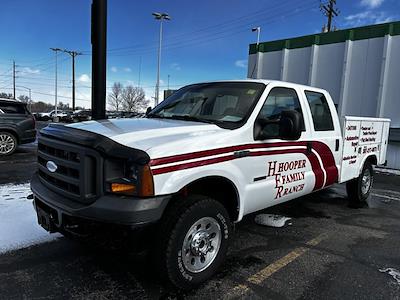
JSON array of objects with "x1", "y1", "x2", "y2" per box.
[
  {"x1": 123, "y1": 67, "x2": 132, "y2": 72},
  {"x1": 235, "y1": 59, "x2": 247, "y2": 68},
  {"x1": 360, "y1": 0, "x2": 384, "y2": 9},
  {"x1": 22, "y1": 67, "x2": 40, "y2": 74},
  {"x1": 78, "y1": 74, "x2": 91, "y2": 83},
  {"x1": 170, "y1": 63, "x2": 181, "y2": 71},
  {"x1": 111, "y1": 66, "x2": 118, "y2": 72},
  {"x1": 344, "y1": 11, "x2": 394, "y2": 26}
]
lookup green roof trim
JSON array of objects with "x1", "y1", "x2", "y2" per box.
[{"x1": 249, "y1": 21, "x2": 400, "y2": 54}]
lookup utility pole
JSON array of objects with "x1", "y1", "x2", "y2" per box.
[
  {"x1": 13, "y1": 60, "x2": 16, "y2": 99},
  {"x1": 167, "y1": 74, "x2": 170, "y2": 90},
  {"x1": 50, "y1": 48, "x2": 62, "y2": 118},
  {"x1": 63, "y1": 49, "x2": 82, "y2": 111},
  {"x1": 320, "y1": 0, "x2": 339, "y2": 32}
]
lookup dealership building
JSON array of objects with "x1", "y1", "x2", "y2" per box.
[{"x1": 248, "y1": 21, "x2": 400, "y2": 169}]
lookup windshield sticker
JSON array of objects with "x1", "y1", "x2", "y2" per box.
[{"x1": 247, "y1": 89, "x2": 256, "y2": 95}]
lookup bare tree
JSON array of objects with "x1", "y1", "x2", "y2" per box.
[
  {"x1": 122, "y1": 86, "x2": 148, "y2": 112},
  {"x1": 18, "y1": 95, "x2": 29, "y2": 102},
  {"x1": 108, "y1": 82, "x2": 124, "y2": 111}
]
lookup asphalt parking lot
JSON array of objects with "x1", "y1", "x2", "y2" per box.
[{"x1": 0, "y1": 133, "x2": 400, "y2": 299}]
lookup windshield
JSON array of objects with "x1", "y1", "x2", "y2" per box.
[{"x1": 148, "y1": 82, "x2": 265, "y2": 129}]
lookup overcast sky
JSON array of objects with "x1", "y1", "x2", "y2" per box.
[{"x1": 0, "y1": 0, "x2": 398, "y2": 109}]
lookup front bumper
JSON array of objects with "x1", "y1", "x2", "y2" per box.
[{"x1": 31, "y1": 173, "x2": 171, "y2": 229}]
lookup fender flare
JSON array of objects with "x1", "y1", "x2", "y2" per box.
[{"x1": 358, "y1": 154, "x2": 378, "y2": 176}]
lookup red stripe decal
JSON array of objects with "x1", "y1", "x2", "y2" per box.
[
  {"x1": 150, "y1": 142, "x2": 308, "y2": 167},
  {"x1": 150, "y1": 141, "x2": 338, "y2": 189}
]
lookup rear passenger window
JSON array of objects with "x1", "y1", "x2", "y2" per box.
[
  {"x1": 305, "y1": 91, "x2": 334, "y2": 131},
  {"x1": 0, "y1": 103, "x2": 26, "y2": 114}
]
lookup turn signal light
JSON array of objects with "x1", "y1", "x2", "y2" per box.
[
  {"x1": 111, "y1": 183, "x2": 136, "y2": 195},
  {"x1": 138, "y1": 165, "x2": 154, "y2": 197}
]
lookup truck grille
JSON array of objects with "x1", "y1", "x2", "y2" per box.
[{"x1": 37, "y1": 136, "x2": 102, "y2": 204}]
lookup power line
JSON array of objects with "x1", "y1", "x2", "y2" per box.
[
  {"x1": 82, "y1": 0, "x2": 315, "y2": 57},
  {"x1": 0, "y1": 87, "x2": 90, "y2": 102}
]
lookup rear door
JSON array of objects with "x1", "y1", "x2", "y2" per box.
[
  {"x1": 301, "y1": 90, "x2": 341, "y2": 188},
  {"x1": 0, "y1": 101, "x2": 34, "y2": 134}
]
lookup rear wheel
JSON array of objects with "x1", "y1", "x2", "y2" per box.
[
  {"x1": 0, "y1": 132, "x2": 17, "y2": 156},
  {"x1": 154, "y1": 195, "x2": 232, "y2": 290},
  {"x1": 346, "y1": 160, "x2": 373, "y2": 207}
]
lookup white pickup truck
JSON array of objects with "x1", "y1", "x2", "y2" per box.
[{"x1": 31, "y1": 80, "x2": 390, "y2": 289}]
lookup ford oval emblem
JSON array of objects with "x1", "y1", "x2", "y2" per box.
[{"x1": 46, "y1": 161, "x2": 58, "y2": 173}]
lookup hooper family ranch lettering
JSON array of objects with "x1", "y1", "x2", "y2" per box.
[{"x1": 267, "y1": 160, "x2": 307, "y2": 199}]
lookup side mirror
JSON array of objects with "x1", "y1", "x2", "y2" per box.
[
  {"x1": 278, "y1": 110, "x2": 302, "y2": 140},
  {"x1": 255, "y1": 110, "x2": 302, "y2": 141},
  {"x1": 145, "y1": 107, "x2": 152, "y2": 116}
]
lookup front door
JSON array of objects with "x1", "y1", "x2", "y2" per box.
[{"x1": 243, "y1": 86, "x2": 317, "y2": 215}]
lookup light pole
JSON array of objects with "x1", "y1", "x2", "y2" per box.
[
  {"x1": 152, "y1": 12, "x2": 170, "y2": 106},
  {"x1": 252, "y1": 27, "x2": 261, "y2": 46},
  {"x1": 18, "y1": 86, "x2": 31, "y2": 110},
  {"x1": 50, "y1": 48, "x2": 62, "y2": 118}
]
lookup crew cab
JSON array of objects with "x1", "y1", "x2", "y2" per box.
[{"x1": 30, "y1": 80, "x2": 390, "y2": 289}]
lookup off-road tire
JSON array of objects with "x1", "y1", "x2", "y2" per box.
[
  {"x1": 346, "y1": 160, "x2": 373, "y2": 207},
  {"x1": 154, "y1": 195, "x2": 232, "y2": 290}
]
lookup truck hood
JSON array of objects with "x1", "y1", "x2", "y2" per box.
[{"x1": 67, "y1": 118, "x2": 226, "y2": 155}]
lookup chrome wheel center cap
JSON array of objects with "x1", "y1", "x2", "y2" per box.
[{"x1": 191, "y1": 231, "x2": 210, "y2": 256}]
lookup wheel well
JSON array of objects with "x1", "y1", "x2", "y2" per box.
[
  {"x1": 366, "y1": 155, "x2": 377, "y2": 166},
  {"x1": 177, "y1": 176, "x2": 240, "y2": 221},
  {"x1": 0, "y1": 128, "x2": 19, "y2": 143}
]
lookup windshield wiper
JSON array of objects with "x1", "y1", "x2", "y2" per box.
[{"x1": 169, "y1": 115, "x2": 216, "y2": 124}]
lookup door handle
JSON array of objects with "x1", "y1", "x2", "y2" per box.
[
  {"x1": 234, "y1": 150, "x2": 250, "y2": 158},
  {"x1": 306, "y1": 142, "x2": 312, "y2": 154}
]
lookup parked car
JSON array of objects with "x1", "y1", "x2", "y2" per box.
[
  {"x1": 31, "y1": 80, "x2": 390, "y2": 289},
  {"x1": 0, "y1": 98, "x2": 36, "y2": 155},
  {"x1": 36, "y1": 110, "x2": 70, "y2": 121},
  {"x1": 72, "y1": 110, "x2": 91, "y2": 122}
]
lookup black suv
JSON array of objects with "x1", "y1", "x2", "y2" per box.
[{"x1": 0, "y1": 98, "x2": 36, "y2": 155}]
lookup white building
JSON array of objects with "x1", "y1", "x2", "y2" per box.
[{"x1": 248, "y1": 21, "x2": 400, "y2": 169}]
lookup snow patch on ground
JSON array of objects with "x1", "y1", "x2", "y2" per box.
[
  {"x1": 254, "y1": 214, "x2": 292, "y2": 228},
  {"x1": 0, "y1": 182, "x2": 60, "y2": 254},
  {"x1": 375, "y1": 167, "x2": 400, "y2": 176},
  {"x1": 379, "y1": 268, "x2": 400, "y2": 285}
]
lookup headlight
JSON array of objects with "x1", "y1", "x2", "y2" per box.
[{"x1": 105, "y1": 159, "x2": 154, "y2": 197}]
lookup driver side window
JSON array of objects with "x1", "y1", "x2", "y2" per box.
[{"x1": 256, "y1": 87, "x2": 304, "y2": 137}]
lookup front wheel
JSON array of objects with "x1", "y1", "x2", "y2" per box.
[
  {"x1": 346, "y1": 161, "x2": 373, "y2": 207},
  {"x1": 154, "y1": 196, "x2": 232, "y2": 290}
]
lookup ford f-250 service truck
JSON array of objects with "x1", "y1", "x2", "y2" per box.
[{"x1": 31, "y1": 80, "x2": 390, "y2": 289}]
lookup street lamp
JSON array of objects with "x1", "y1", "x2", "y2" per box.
[
  {"x1": 152, "y1": 12, "x2": 170, "y2": 106},
  {"x1": 252, "y1": 27, "x2": 261, "y2": 46},
  {"x1": 50, "y1": 47, "x2": 62, "y2": 118}
]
